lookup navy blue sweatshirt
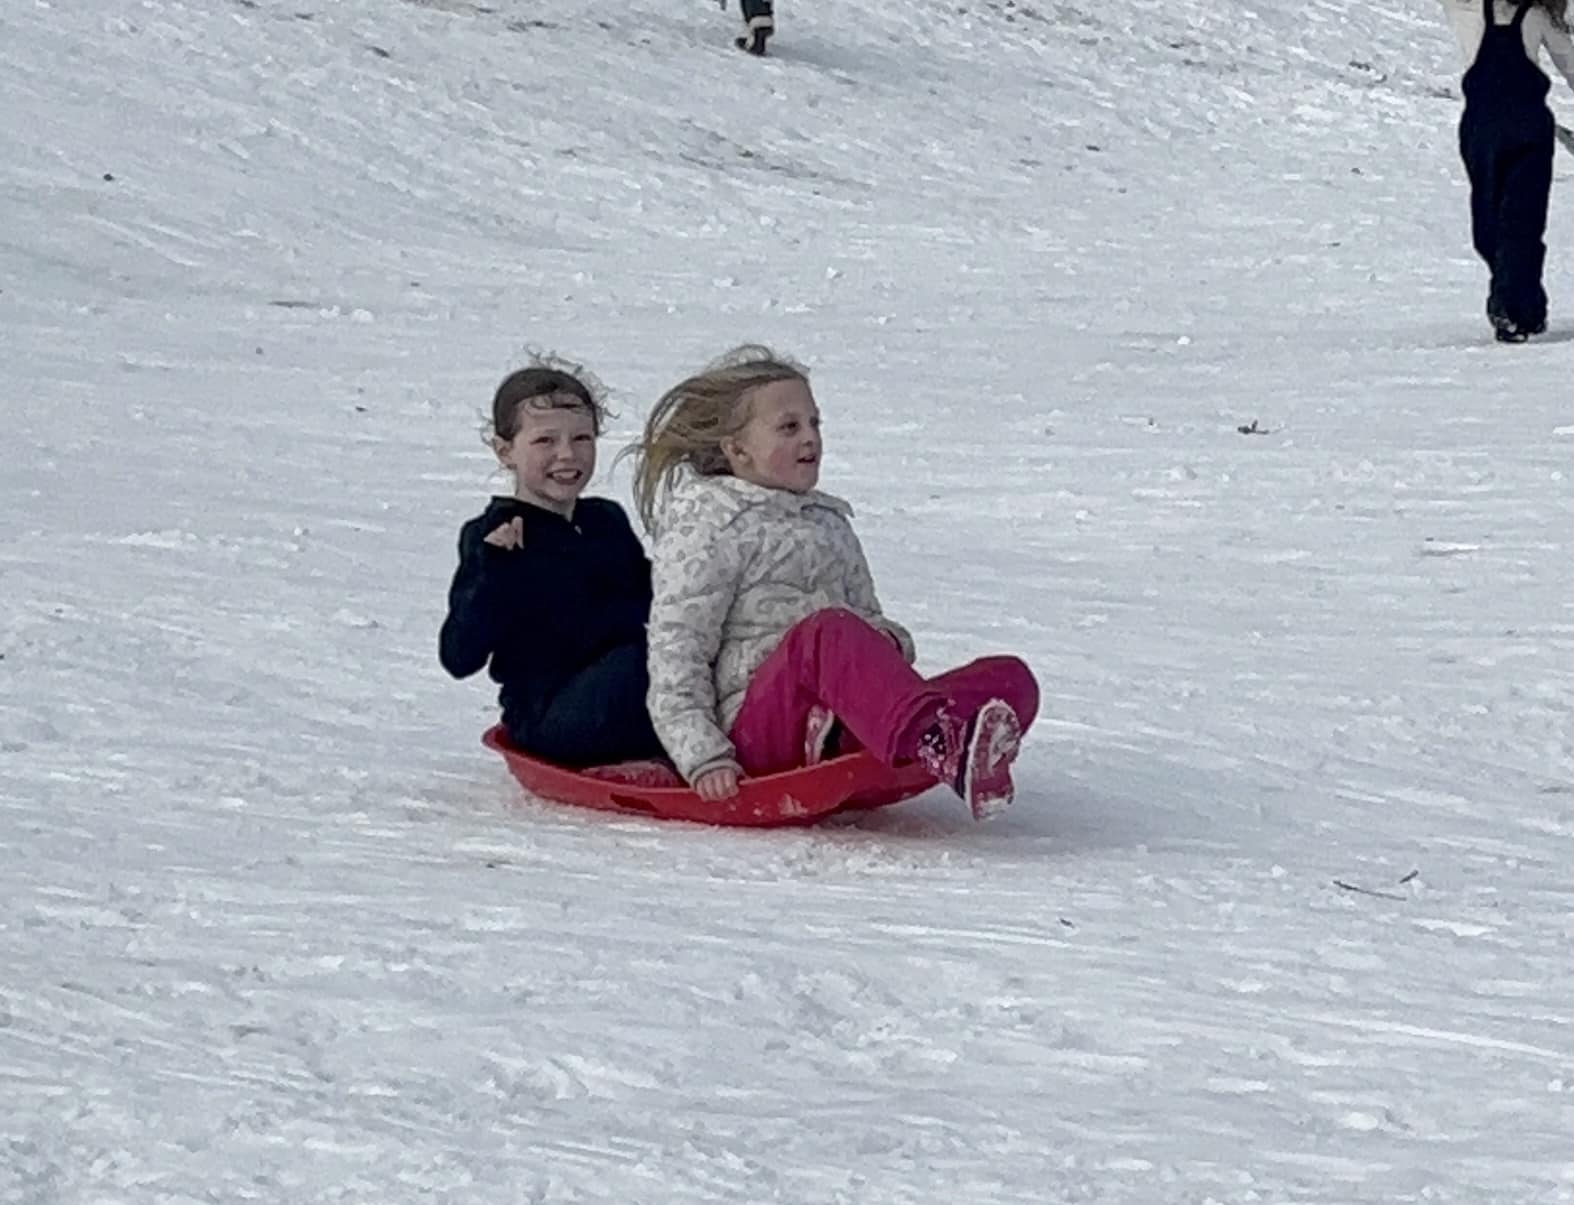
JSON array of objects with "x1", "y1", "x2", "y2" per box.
[{"x1": 439, "y1": 496, "x2": 659, "y2": 763}]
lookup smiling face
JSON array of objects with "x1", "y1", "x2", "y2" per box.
[
  {"x1": 721, "y1": 378, "x2": 821, "y2": 493},
  {"x1": 493, "y1": 397, "x2": 597, "y2": 516}
]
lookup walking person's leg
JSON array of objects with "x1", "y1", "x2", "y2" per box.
[
  {"x1": 1461, "y1": 114, "x2": 1506, "y2": 325},
  {"x1": 1492, "y1": 129, "x2": 1554, "y2": 335}
]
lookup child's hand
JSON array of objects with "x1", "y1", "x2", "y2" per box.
[
  {"x1": 694, "y1": 765, "x2": 739, "y2": 800},
  {"x1": 483, "y1": 516, "x2": 525, "y2": 550}
]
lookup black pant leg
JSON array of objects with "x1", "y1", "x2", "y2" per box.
[
  {"x1": 1492, "y1": 129, "x2": 1553, "y2": 328},
  {"x1": 1460, "y1": 116, "x2": 1502, "y2": 272},
  {"x1": 513, "y1": 643, "x2": 664, "y2": 768}
]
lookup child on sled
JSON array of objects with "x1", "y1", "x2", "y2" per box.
[
  {"x1": 629, "y1": 345, "x2": 1039, "y2": 820},
  {"x1": 440, "y1": 358, "x2": 663, "y2": 767}
]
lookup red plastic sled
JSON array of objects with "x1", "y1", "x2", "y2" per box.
[{"x1": 482, "y1": 725, "x2": 937, "y2": 827}]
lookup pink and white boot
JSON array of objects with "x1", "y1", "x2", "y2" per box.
[
  {"x1": 803, "y1": 704, "x2": 838, "y2": 766},
  {"x1": 914, "y1": 699, "x2": 1022, "y2": 821},
  {"x1": 959, "y1": 699, "x2": 1022, "y2": 821}
]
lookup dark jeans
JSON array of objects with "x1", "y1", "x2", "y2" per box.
[{"x1": 506, "y1": 643, "x2": 664, "y2": 768}]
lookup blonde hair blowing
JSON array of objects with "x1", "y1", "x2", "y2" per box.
[{"x1": 628, "y1": 345, "x2": 809, "y2": 531}]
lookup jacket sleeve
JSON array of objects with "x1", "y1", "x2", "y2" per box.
[
  {"x1": 646, "y1": 504, "x2": 744, "y2": 782},
  {"x1": 841, "y1": 526, "x2": 917, "y2": 665},
  {"x1": 438, "y1": 522, "x2": 509, "y2": 678}
]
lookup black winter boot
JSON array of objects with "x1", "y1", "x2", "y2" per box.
[{"x1": 735, "y1": 0, "x2": 773, "y2": 54}]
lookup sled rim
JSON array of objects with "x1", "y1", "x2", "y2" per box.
[{"x1": 481, "y1": 725, "x2": 936, "y2": 827}]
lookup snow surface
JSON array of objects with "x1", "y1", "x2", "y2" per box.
[{"x1": 3, "y1": 1, "x2": 1573, "y2": 1201}]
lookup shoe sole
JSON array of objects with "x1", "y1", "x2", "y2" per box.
[{"x1": 963, "y1": 699, "x2": 1021, "y2": 821}]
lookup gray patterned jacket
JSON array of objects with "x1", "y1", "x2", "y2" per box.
[{"x1": 647, "y1": 474, "x2": 916, "y2": 782}]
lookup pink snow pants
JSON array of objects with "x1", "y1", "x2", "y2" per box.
[{"x1": 728, "y1": 608, "x2": 1040, "y2": 777}]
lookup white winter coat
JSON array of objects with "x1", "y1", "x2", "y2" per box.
[{"x1": 646, "y1": 474, "x2": 915, "y2": 782}]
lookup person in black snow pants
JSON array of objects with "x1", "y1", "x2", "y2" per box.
[
  {"x1": 722, "y1": 0, "x2": 774, "y2": 55},
  {"x1": 439, "y1": 359, "x2": 665, "y2": 767},
  {"x1": 1442, "y1": 0, "x2": 1574, "y2": 341}
]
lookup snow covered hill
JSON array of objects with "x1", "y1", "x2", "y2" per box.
[{"x1": 3, "y1": 2, "x2": 1572, "y2": 1202}]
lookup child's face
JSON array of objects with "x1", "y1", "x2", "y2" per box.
[
  {"x1": 493, "y1": 399, "x2": 597, "y2": 515},
  {"x1": 723, "y1": 378, "x2": 821, "y2": 493}
]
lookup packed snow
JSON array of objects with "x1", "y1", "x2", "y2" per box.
[{"x1": 2, "y1": 1, "x2": 1571, "y2": 1201}]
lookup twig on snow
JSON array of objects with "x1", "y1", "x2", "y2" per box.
[{"x1": 1332, "y1": 878, "x2": 1408, "y2": 902}]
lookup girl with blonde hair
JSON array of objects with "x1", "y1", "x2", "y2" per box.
[{"x1": 631, "y1": 345, "x2": 1038, "y2": 820}]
